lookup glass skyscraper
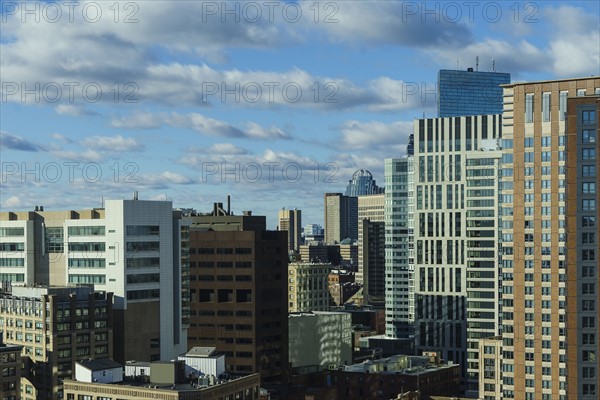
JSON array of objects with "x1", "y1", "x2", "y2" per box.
[{"x1": 438, "y1": 69, "x2": 510, "y2": 117}]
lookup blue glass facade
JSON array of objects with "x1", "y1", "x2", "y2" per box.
[
  {"x1": 438, "y1": 69, "x2": 510, "y2": 117},
  {"x1": 345, "y1": 169, "x2": 384, "y2": 196}
]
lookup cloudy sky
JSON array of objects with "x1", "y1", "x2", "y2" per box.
[{"x1": 1, "y1": 1, "x2": 599, "y2": 227}]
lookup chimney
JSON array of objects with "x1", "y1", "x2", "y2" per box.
[
  {"x1": 227, "y1": 195, "x2": 231, "y2": 216},
  {"x1": 133, "y1": 191, "x2": 139, "y2": 200},
  {"x1": 34, "y1": 206, "x2": 39, "y2": 212}
]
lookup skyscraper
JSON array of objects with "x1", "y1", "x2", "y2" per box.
[
  {"x1": 384, "y1": 157, "x2": 414, "y2": 339},
  {"x1": 437, "y1": 68, "x2": 510, "y2": 117},
  {"x1": 324, "y1": 193, "x2": 358, "y2": 244},
  {"x1": 500, "y1": 76, "x2": 599, "y2": 399},
  {"x1": 0, "y1": 198, "x2": 189, "y2": 364},
  {"x1": 345, "y1": 169, "x2": 384, "y2": 196},
  {"x1": 278, "y1": 208, "x2": 302, "y2": 252},
  {"x1": 412, "y1": 115, "x2": 502, "y2": 394}
]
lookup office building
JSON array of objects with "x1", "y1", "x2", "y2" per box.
[
  {"x1": 0, "y1": 198, "x2": 190, "y2": 364},
  {"x1": 278, "y1": 208, "x2": 302, "y2": 252},
  {"x1": 384, "y1": 157, "x2": 414, "y2": 339},
  {"x1": 327, "y1": 269, "x2": 357, "y2": 307},
  {"x1": 412, "y1": 115, "x2": 502, "y2": 394},
  {"x1": 288, "y1": 311, "x2": 352, "y2": 374},
  {"x1": 500, "y1": 76, "x2": 600, "y2": 399},
  {"x1": 185, "y1": 205, "x2": 288, "y2": 382},
  {"x1": 0, "y1": 286, "x2": 112, "y2": 400},
  {"x1": 324, "y1": 193, "x2": 358, "y2": 244},
  {"x1": 438, "y1": 68, "x2": 510, "y2": 117},
  {"x1": 357, "y1": 194, "x2": 385, "y2": 306},
  {"x1": 288, "y1": 261, "x2": 331, "y2": 312},
  {"x1": 345, "y1": 169, "x2": 384, "y2": 197},
  {"x1": 0, "y1": 332, "x2": 22, "y2": 400},
  {"x1": 302, "y1": 224, "x2": 324, "y2": 243}
]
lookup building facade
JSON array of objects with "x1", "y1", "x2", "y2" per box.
[
  {"x1": 478, "y1": 336, "x2": 502, "y2": 400},
  {"x1": 288, "y1": 311, "x2": 352, "y2": 373},
  {"x1": 0, "y1": 332, "x2": 22, "y2": 400},
  {"x1": 0, "y1": 198, "x2": 190, "y2": 364},
  {"x1": 288, "y1": 262, "x2": 331, "y2": 312},
  {"x1": 0, "y1": 286, "x2": 112, "y2": 400},
  {"x1": 384, "y1": 157, "x2": 415, "y2": 339},
  {"x1": 412, "y1": 115, "x2": 502, "y2": 394},
  {"x1": 357, "y1": 194, "x2": 385, "y2": 306},
  {"x1": 324, "y1": 193, "x2": 358, "y2": 244},
  {"x1": 500, "y1": 77, "x2": 600, "y2": 399},
  {"x1": 438, "y1": 68, "x2": 510, "y2": 117},
  {"x1": 278, "y1": 208, "x2": 302, "y2": 252},
  {"x1": 186, "y1": 211, "x2": 289, "y2": 383}
]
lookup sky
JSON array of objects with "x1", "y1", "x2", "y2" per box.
[{"x1": 1, "y1": 0, "x2": 599, "y2": 228}]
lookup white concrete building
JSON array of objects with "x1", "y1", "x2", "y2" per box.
[{"x1": 0, "y1": 197, "x2": 190, "y2": 363}]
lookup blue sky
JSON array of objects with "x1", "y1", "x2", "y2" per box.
[{"x1": 1, "y1": 1, "x2": 599, "y2": 228}]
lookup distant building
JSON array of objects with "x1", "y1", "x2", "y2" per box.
[
  {"x1": 0, "y1": 332, "x2": 22, "y2": 400},
  {"x1": 0, "y1": 286, "x2": 113, "y2": 399},
  {"x1": 185, "y1": 205, "x2": 288, "y2": 383},
  {"x1": 302, "y1": 224, "x2": 324, "y2": 243},
  {"x1": 345, "y1": 169, "x2": 383, "y2": 197},
  {"x1": 288, "y1": 311, "x2": 352, "y2": 374},
  {"x1": 324, "y1": 193, "x2": 358, "y2": 244},
  {"x1": 278, "y1": 208, "x2": 302, "y2": 252},
  {"x1": 288, "y1": 262, "x2": 331, "y2": 312},
  {"x1": 437, "y1": 68, "x2": 510, "y2": 117}
]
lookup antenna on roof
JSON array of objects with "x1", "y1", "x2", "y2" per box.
[
  {"x1": 492, "y1": 58, "x2": 496, "y2": 72},
  {"x1": 476, "y1": 56, "x2": 479, "y2": 71}
]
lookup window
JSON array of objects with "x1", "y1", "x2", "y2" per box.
[
  {"x1": 68, "y1": 226, "x2": 105, "y2": 236},
  {"x1": 542, "y1": 92, "x2": 551, "y2": 121},
  {"x1": 582, "y1": 110, "x2": 596, "y2": 124},
  {"x1": 583, "y1": 199, "x2": 596, "y2": 211},
  {"x1": 525, "y1": 94, "x2": 534, "y2": 123},
  {"x1": 582, "y1": 129, "x2": 596, "y2": 143},
  {"x1": 582, "y1": 165, "x2": 596, "y2": 177},
  {"x1": 583, "y1": 148, "x2": 596, "y2": 160},
  {"x1": 559, "y1": 90, "x2": 568, "y2": 120}
]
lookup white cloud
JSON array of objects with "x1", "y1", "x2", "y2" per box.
[
  {"x1": 2, "y1": 196, "x2": 22, "y2": 208},
  {"x1": 338, "y1": 120, "x2": 413, "y2": 151},
  {"x1": 55, "y1": 104, "x2": 98, "y2": 116},
  {"x1": 112, "y1": 111, "x2": 292, "y2": 140},
  {"x1": 82, "y1": 135, "x2": 144, "y2": 152}
]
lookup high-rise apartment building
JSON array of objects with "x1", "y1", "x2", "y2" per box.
[
  {"x1": 324, "y1": 193, "x2": 358, "y2": 244},
  {"x1": 0, "y1": 286, "x2": 112, "y2": 399},
  {"x1": 412, "y1": 115, "x2": 502, "y2": 394},
  {"x1": 345, "y1": 169, "x2": 384, "y2": 197},
  {"x1": 278, "y1": 208, "x2": 302, "y2": 252},
  {"x1": 384, "y1": 157, "x2": 414, "y2": 339},
  {"x1": 0, "y1": 198, "x2": 190, "y2": 364},
  {"x1": 500, "y1": 77, "x2": 600, "y2": 399},
  {"x1": 288, "y1": 261, "x2": 331, "y2": 312},
  {"x1": 357, "y1": 194, "x2": 385, "y2": 306},
  {"x1": 478, "y1": 336, "x2": 502, "y2": 400},
  {"x1": 185, "y1": 208, "x2": 289, "y2": 383},
  {"x1": 438, "y1": 68, "x2": 510, "y2": 117}
]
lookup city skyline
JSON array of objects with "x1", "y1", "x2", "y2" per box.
[{"x1": 2, "y1": 1, "x2": 599, "y2": 227}]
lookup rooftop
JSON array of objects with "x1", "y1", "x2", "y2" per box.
[
  {"x1": 79, "y1": 359, "x2": 123, "y2": 372},
  {"x1": 182, "y1": 347, "x2": 219, "y2": 358}
]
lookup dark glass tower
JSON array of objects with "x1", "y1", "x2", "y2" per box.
[{"x1": 437, "y1": 68, "x2": 510, "y2": 117}]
